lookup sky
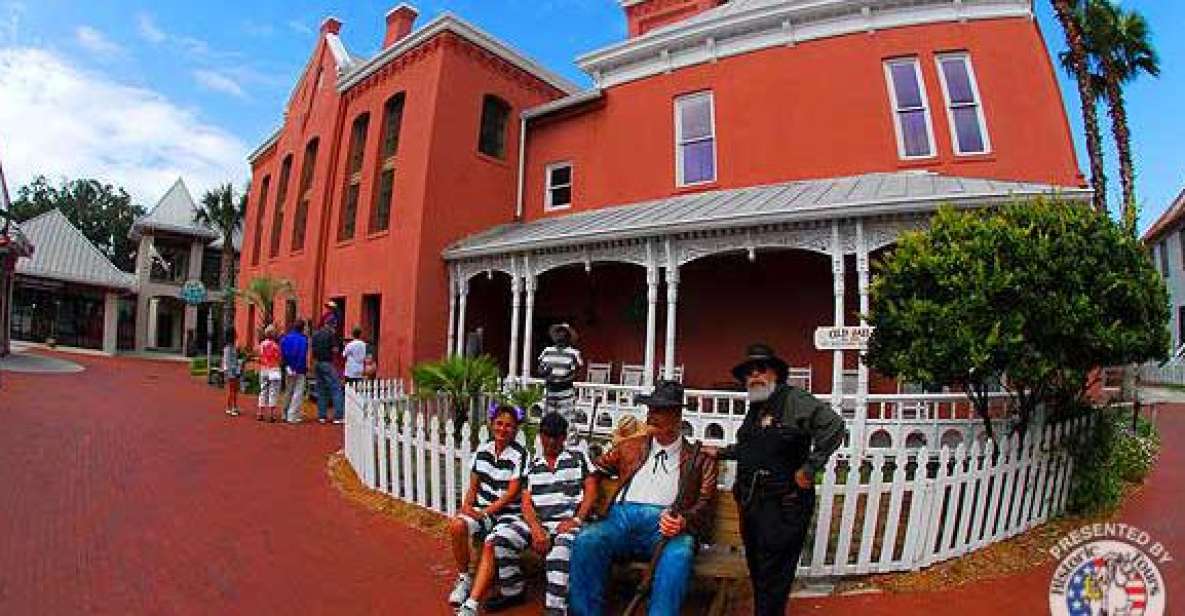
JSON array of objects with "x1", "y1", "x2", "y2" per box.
[{"x1": 0, "y1": 0, "x2": 1180, "y2": 231}]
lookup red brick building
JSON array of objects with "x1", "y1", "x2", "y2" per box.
[{"x1": 240, "y1": 0, "x2": 1089, "y2": 394}]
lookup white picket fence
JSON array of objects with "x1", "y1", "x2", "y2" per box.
[
  {"x1": 1140, "y1": 360, "x2": 1185, "y2": 386},
  {"x1": 342, "y1": 381, "x2": 1090, "y2": 578}
]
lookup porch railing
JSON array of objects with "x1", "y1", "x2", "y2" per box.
[{"x1": 343, "y1": 380, "x2": 1090, "y2": 579}]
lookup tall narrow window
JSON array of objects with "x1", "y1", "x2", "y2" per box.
[
  {"x1": 338, "y1": 113, "x2": 369, "y2": 241},
  {"x1": 370, "y1": 93, "x2": 405, "y2": 233},
  {"x1": 269, "y1": 156, "x2": 292, "y2": 258},
  {"x1": 292, "y1": 138, "x2": 319, "y2": 252},
  {"x1": 545, "y1": 162, "x2": 572, "y2": 211},
  {"x1": 1160, "y1": 240, "x2": 1170, "y2": 276},
  {"x1": 674, "y1": 91, "x2": 716, "y2": 186},
  {"x1": 936, "y1": 53, "x2": 990, "y2": 155},
  {"x1": 251, "y1": 175, "x2": 270, "y2": 265},
  {"x1": 1179, "y1": 229, "x2": 1185, "y2": 269},
  {"x1": 478, "y1": 94, "x2": 510, "y2": 159},
  {"x1": 884, "y1": 58, "x2": 935, "y2": 159}
]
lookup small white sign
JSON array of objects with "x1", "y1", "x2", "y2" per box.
[{"x1": 814, "y1": 326, "x2": 874, "y2": 350}]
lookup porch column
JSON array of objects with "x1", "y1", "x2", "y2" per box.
[
  {"x1": 855, "y1": 220, "x2": 870, "y2": 455},
  {"x1": 830, "y1": 221, "x2": 845, "y2": 416},
  {"x1": 663, "y1": 239, "x2": 680, "y2": 381},
  {"x1": 102, "y1": 291, "x2": 119, "y2": 355},
  {"x1": 508, "y1": 267, "x2": 523, "y2": 383},
  {"x1": 456, "y1": 278, "x2": 468, "y2": 356},
  {"x1": 446, "y1": 268, "x2": 457, "y2": 358},
  {"x1": 520, "y1": 274, "x2": 537, "y2": 380},
  {"x1": 643, "y1": 243, "x2": 659, "y2": 387}
]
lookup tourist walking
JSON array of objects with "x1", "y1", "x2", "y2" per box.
[
  {"x1": 221, "y1": 327, "x2": 241, "y2": 417},
  {"x1": 447, "y1": 404, "x2": 528, "y2": 608},
  {"x1": 717, "y1": 344, "x2": 845, "y2": 616},
  {"x1": 311, "y1": 319, "x2": 345, "y2": 424},
  {"x1": 538, "y1": 323, "x2": 583, "y2": 434},
  {"x1": 256, "y1": 325, "x2": 283, "y2": 422},
  {"x1": 280, "y1": 319, "x2": 309, "y2": 424},
  {"x1": 343, "y1": 326, "x2": 367, "y2": 387}
]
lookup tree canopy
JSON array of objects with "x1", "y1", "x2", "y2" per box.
[
  {"x1": 11, "y1": 176, "x2": 146, "y2": 271},
  {"x1": 866, "y1": 198, "x2": 1169, "y2": 440}
]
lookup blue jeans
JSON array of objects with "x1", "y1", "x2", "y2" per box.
[
  {"x1": 314, "y1": 361, "x2": 344, "y2": 420},
  {"x1": 569, "y1": 503, "x2": 695, "y2": 616}
]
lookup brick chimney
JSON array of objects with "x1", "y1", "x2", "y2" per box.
[
  {"x1": 320, "y1": 16, "x2": 342, "y2": 35},
  {"x1": 383, "y1": 4, "x2": 419, "y2": 48},
  {"x1": 622, "y1": 0, "x2": 723, "y2": 37}
]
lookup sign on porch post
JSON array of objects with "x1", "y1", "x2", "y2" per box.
[{"x1": 814, "y1": 326, "x2": 874, "y2": 350}]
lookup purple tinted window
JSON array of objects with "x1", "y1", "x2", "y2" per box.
[
  {"x1": 681, "y1": 140, "x2": 715, "y2": 184},
  {"x1": 679, "y1": 95, "x2": 713, "y2": 140},
  {"x1": 899, "y1": 110, "x2": 931, "y2": 157},
  {"x1": 890, "y1": 62, "x2": 923, "y2": 109},
  {"x1": 940, "y1": 58, "x2": 975, "y2": 105},
  {"x1": 952, "y1": 107, "x2": 984, "y2": 153}
]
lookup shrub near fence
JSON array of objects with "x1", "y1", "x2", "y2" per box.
[{"x1": 344, "y1": 382, "x2": 1092, "y2": 578}]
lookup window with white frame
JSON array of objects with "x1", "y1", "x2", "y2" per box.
[
  {"x1": 674, "y1": 91, "x2": 716, "y2": 186},
  {"x1": 936, "y1": 53, "x2": 990, "y2": 155},
  {"x1": 884, "y1": 58, "x2": 935, "y2": 159},
  {"x1": 545, "y1": 162, "x2": 572, "y2": 210}
]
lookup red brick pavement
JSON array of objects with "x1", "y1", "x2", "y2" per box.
[{"x1": 1, "y1": 352, "x2": 1181, "y2": 615}]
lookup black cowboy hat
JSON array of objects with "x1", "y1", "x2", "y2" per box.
[
  {"x1": 548, "y1": 322, "x2": 578, "y2": 343},
  {"x1": 635, "y1": 380, "x2": 687, "y2": 410},
  {"x1": 731, "y1": 343, "x2": 790, "y2": 383}
]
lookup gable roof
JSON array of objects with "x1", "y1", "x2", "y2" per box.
[
  {"x1": 1142, "y1": 187, "x2": 1185, "y2": 245},
  {"x1": 132, "y1": 178, "x2": 218, "y2": 241},
  {"x1": 444, "y1": 172, "x2": 1091, "y2": 259},
  {"x1": 15, "y1": 209, "x2": 134, "y2": 290}
]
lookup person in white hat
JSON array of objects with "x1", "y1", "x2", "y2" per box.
[{"x1": 538, "y1": 323, "x2": 583, "y2": 438}]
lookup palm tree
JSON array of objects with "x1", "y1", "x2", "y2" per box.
[
  {"x1": 412, "y1": 355, "x2": 502, "y2": 431},
  {"x1": 194, "y1": 183, "x2": 247, "y2": 329},
  {"x1": 236, "y1": 274, "x2": 295, "y2": 330},
  {"x1": 1052, "y1": 0, "x2": 1108, "y2": 215},
  {"x1": 1079, "y1": 0, "x2": 1160, "y2": 237}
]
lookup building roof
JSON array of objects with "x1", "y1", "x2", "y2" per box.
[
  {"x1": 15, "y1": 209, "x2": 134, "y2": 290},
  {"x1": 132, "y1": 178, "x2": 219, "y2": 241},
  {"x1": 579, "y1": 0, "x2": 1034, "y2": 88},
  {"x1": 1142, "y1": 187, "x2": 1185, "y2": 244},
  {"x1": 444, "y1": 172, "x2": 1091, "y2": 259}
]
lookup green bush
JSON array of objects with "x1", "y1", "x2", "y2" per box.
[
  {"x1": 241, "y1": 370, "x2": 261, "y2": 395},
  {"x1": 189, "y1": 356, "x2": 209, "y2": 376},
  {"x1": 1067, "y1": 408, "x2": 1160, "y2": 514}
]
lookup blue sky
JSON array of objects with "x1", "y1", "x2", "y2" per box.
[{"x1": 0, "y1": 1, "x2": 1180, "y2": 231}]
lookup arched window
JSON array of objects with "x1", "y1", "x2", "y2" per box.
[
  {"x1": 369, "y1": 93, "x2": 405, "y2": 233},
  {"x1": 269, "y1": 155, "x2": 293, "y2": 258},
  {"x1": 291, "y1": 138, "x2": 319, "y2": 252},
  {"x1": 338, "y1": 113, "x2": 370, "y2": 241},
  {"x1": 477, "y1": 94, "x2": 510, "y2": 159},
  {"x1": 251, "y1": 174, "x2": 270, "y2": 265}
]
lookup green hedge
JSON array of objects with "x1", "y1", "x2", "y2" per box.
[{"x1": 1067, "y1": 407, "x2": 1161, "y2": 515}]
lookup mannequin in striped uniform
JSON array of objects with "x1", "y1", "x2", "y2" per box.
[{"x1": 538, "y1": 323, "x2": 583, "y2": 436}]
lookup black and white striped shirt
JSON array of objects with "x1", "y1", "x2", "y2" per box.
[
  {"x1": 526, "y1": 449, "x2": 591, "y2": 522},
  {"x1": 471, "y1": 440, "x2": 528, "y2": 513},
  {"x1": 539, "y1": 345, "x2": 583, "y2": 388}
]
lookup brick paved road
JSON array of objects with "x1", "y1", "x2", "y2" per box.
[{"x1": 1, "y1": 352, "x2": 1180, "y2": 615}]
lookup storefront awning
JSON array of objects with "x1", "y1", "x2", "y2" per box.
[{"x1": 444, "y1": 172, "x2": 1090, "y2": 260}]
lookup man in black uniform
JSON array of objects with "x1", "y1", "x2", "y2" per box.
[{"x1": 717, "y1": 344, "x2": 845, "y2": 616}]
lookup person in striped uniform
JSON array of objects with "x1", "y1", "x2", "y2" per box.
[
  {"x1": 456, "y1": 412, "x2": 596, "y2": 615},
  {"x1": 447, "y1": 405, "x2": 528, "y2": 608},
  {"x1": 538, "y1": 323, "x2": 583, "y2": 435}
]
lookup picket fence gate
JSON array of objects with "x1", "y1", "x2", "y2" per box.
[{"x1": 342, "y1": 382, "x2": 1090, "y2": 578}]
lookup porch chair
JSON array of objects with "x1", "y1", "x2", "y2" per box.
[
  {"x1": 620, "y1": 364, "x2": 646, "y2": 387},
  {"x1": 656, "y1": 364, "x2": 685, "y2": 384},
  {"x1": 897, "y1": 381, "x2": 931, "y2": 419},
  {"x1": 586, "y1": 362, "x2": 612, "y2": 384},
  {"x1": 787, "y1": 366, "x2": 811, "y2": 392}
]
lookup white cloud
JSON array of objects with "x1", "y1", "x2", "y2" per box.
[
  {"x1": 75, "y1": 25, "x2": 123, "y2": 56},
  {"x1": 136, "y1": 13, "x2": 165, "y2": 43},
  {"x1": 286, "y1": 20, "x2": 313, "y2": 36},
  {"x1": 0, "y1": 47, "x2": 247, "y2": 206},
  {"x1": 242, "y1": 20, "x2": 275, "y2": 37},
  {"x1": 193, "y1": 69, "x2": 246, "y2": 99}
]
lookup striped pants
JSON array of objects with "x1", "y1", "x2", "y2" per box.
[{"x1": 487, "y1": 516, "x2": 578, "y2": 615}]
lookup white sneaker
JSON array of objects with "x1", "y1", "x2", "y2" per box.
[
  {"x1": 448, "y1": 573, "x2": 473, "y2": 607},
  {"x1": 455, "y1": 600, "x2": 478, "y2": 616}
]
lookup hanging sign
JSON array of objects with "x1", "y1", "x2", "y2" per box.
[
  {"x1": 180, "y1": 280, "x2": 208, "y2": 306},
  {"x1": 814, "y1": 326, "x2": 874, "y2": 350}
]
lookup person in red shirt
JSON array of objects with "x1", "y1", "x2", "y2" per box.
[{"x1": 256, "y1": 325, "x2": 283, "y2": 422}]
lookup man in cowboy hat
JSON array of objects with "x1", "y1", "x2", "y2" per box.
[
  {"x1": 717, "y1": 343, "x2": 845, "y2": 616},
  {"x1": 538, "y1": 323, "x2": 583, "y2": 436},
  {"x1": 568, "y1": 380, "x2": 718, "y2": 616}
]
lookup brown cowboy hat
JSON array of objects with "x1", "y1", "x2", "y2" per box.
[
  {"x1": 635, "y1": 380, "x2": 687, "y2": 410},
  {"x1": 731, "y1": 343, "x2": 790, "y2": 383}
]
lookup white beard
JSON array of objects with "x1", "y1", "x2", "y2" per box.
[{"x1": 747, "y1": 382, "x2": 774, "y2": 402}]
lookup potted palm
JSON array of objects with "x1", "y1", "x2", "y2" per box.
[{"x1": 411, "y1": 354, "x2": 502, "y2": 433}]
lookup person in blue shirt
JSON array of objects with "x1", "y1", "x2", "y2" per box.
[{"x1": 279, "y1": 319, "x2": 310, "y2": 424}]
